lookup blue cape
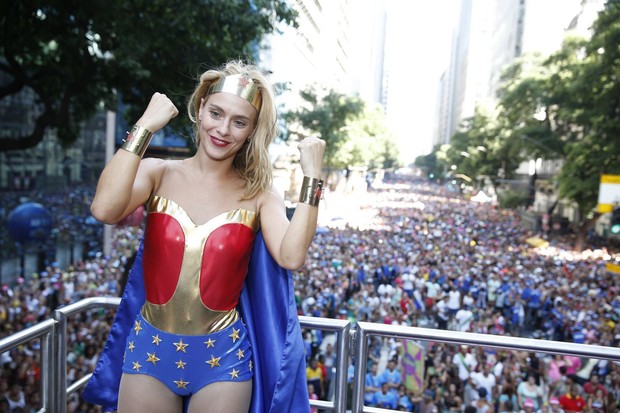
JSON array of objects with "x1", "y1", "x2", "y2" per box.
[{"x1": 83, "y1": 232, "x2": 309, "y2": 412}]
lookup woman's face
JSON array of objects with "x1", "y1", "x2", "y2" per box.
[{"x1": 199, "y1": 92, "x2": 257, "y2": 161}]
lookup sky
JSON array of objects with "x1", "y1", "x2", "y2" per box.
[{"x1": 383, "y1": 0, "x2": 458, "y2": 164}]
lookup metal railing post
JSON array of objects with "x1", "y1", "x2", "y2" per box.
[
  {"x1": 53, "y1": 307, "x2": 69, "y2": 413},
  {"x1": 0, "y1": 319, "x2": 56, "y2": 413},
  {"x1": 299, "y1": 316, "x2": 351, "y2": 412},
  {"x1": 352, "y1": 325, "x2": 368, "y2": 413},
  {"x1": 40, "y1": 330, "x2": 55, "y2": 413}
]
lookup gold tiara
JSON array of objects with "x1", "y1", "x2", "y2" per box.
[{"x1": 206, "y1": 74, "x2": 262, "y2": 111}]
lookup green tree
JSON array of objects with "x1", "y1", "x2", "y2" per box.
[
  {"x1": 0, "y1": 1, "x2": 296, "y2": 151},
  {"x1": 284, "y1": 86, "x2": 364, "y2": 170},
  {"x1": 420, "y1": 109, "x2": 521, "y2": 193},
  {"x1": 496, "y1": 1, "x2": 620, "y2": 250},
  {"x1": 337, "y1": 103, "x2": 399, "y2": 170}
]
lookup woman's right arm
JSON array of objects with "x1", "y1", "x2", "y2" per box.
[{"x1": 90, "y1": 93, "x2": 178, "y2": 224}]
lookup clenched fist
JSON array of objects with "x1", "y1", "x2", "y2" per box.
[
  {"x1": 136, "y1": 92, "x2": 179, "y2": 133},
  {"x1": 298, "y1": 136, "x2": 326, "y2": 179}
]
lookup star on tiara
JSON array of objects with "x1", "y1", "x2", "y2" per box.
[{"x1": 206, "y1": 74, "x2": 262, "y2": 111}]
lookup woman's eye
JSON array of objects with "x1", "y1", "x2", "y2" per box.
[
  {"x1": 210, "y1": 110, "x2": 220, "y2": 118},
  {"x1": 234, "y1": 120, "x2": 247, "y2": 128}
]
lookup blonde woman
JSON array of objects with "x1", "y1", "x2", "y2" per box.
[{"x1": 84, "y1": 60, "x2": 325, "y2": 413}]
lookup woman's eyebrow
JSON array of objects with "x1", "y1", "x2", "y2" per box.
[{"x1": 207, "y1": 103, "x2": 251, "y2": 120}]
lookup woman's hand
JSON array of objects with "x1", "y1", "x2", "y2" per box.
[
  {"x1": 297, "y1": 136, "x2": 326, "y2": 179},
  {"x1": 136, "y1": 92, "x2": 179, "y2": 132}
]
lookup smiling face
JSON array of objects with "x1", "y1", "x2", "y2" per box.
[{"x1": 198, "y1": 92, "x2": 257, "y2": 161}]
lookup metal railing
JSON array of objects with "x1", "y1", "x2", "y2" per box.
[{"x1": 1, "y1": 297, "x2": 619, "y2": 413}]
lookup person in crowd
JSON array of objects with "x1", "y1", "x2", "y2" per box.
[
  {"x1": 472, "y1": 387, "x2": 491, "y2": 413},
  {"x1": 518, "y1": 374, "x2": 544, "y2": 411},
  {"x1": 364, "y1": 363, "x2": 383, "y2": 406},
  {"x1": 83, "y1": 60, "x2": 325, "y2": 412},
  {"x1": 396, "y1": 384, "x2": 413, "y2": 412},
  {"x1": 382, "y1": 358, "x2": 403, "y2": 395},
  {"x1": 583, "y1": 374, "x2": 607, "y2": 397},
  {"x1": 374, "y1": 382, "x2": 398, "y2": 409},
  {"x1": 442, "y1": 382, "x2": 463, "y2": 412},
  {"x1": 558, "y1": 383, "x2": 586, "y2": 413},
  {"x1": 306, "y1": 357, "x2": 324, "y2": 401},
  {"x1": 412, "y1": 389, "x2": 438, "y2": 413},
  {"x1": 452, "y1": 345, "x2": 477, "y2": 382},
  {"x1": 548, "y1": 397, "x2": 564, "y2": 413},
  {"x1": 308, "y1": 383, "x2": 318, "y2": 413}
]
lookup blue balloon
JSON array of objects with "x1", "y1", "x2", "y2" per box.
[{"x1": 6, "y1": 202, "x2": 53, "y2": 243}]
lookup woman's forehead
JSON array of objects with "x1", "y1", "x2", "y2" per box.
[{"x1": 205, "y1": 92, "x2": 257, "y2": 117}]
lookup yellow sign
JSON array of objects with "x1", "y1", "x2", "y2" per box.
[
  {"x1": 606, "y1": 262, "x2": 620, "y2": 274},
  {"x1": 598, "y1": 174, "x2": 620, "y2": 213},
  {"x1": 526, "y1": 237, "x2": 549, "y2": 248}
]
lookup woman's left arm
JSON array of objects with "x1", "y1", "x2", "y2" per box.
[{"x1": 260, "y1": 136, "x2": 325, "y2": 270}]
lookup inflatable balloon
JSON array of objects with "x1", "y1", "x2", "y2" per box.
[{"x1": 6, "y1": 202, "x2": 53, "y2": 243}]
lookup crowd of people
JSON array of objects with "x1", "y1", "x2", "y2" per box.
[{"x1": 1, "y1": 177, "x2": 619, "y2": 412}]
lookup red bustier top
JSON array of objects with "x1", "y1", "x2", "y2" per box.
[{"x1": 140, "y1": 195, "x2": 258, "y2": 335}]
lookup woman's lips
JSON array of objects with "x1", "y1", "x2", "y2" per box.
[{"x1": 210, "y1": 135, "x2": 230, "y2": 147}]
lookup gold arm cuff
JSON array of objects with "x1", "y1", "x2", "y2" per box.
[
  {"x1": 298, "y1": 176, "x2": 324, "y2": 207},
  {"x1": 121, "y1": 125, "x2": 154, "y2": 157}
]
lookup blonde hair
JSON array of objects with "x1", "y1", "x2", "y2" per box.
[{"x1": 187, "y1": 60, "x2": 277, "y2": 200}]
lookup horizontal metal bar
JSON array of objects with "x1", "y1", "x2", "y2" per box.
[
  {"x1": 0, "y1": 319, "x2": 55, "y2": 353},
  {"x1": 310, "y1": 399, "x2": 335, "y2": 411},
  {"x1": 57, "y1": 296, "x2": 121, "y2": 317},
  {"x1": 299, "y1": 316, "x2": 350, "y2": 331},
  {"x1": 356, "y1": 322, "x2": 620, "y2": 361},
  {"x1": 67, "y1": 373, "x2": 92, "y2": 395},
  {"x1": 365, "y1": 406, "x2": 400, "y2": 413}
]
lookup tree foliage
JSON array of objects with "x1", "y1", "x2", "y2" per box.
[
  {"x1": 0, "y1": 1, "x2": 297, "y2": 151},
  {"x1": 417, "y1": 1, "x2": 620, "y2": 250},
  {"x1": 338, "y1": 103, "x2": 399, "y2": 170},
  {"x1": 284, "y1": 87, "x2": 364, "y2": 169}
]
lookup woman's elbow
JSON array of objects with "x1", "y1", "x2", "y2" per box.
[
  {"x1": 90, "y1": 203, "x2": 122, "y2": 225},
  {"x1": 279, "y1": 254, "x2": 307, "y2": 271}
]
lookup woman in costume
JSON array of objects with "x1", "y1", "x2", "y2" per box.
[{"x1": 84, "y1": 60, "x2": 325, "y2": 412}]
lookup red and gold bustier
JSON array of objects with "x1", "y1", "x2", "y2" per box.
[{"x1": 140, "y1": 195, "x2": 258, "y2": 335}]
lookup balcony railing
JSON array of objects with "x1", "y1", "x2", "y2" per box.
[{"x1": 1, "y1": 297, "x2": 619, "y2": 413}]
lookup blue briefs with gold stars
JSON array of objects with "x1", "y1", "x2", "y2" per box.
[{"x1": 121, "y1": 312, "x2": 253, "y2": 396}]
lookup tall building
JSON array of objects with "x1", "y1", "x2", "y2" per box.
[
  {"x1": 260, "y1": 0, "x2": 360, "y2": 110},
  {"x1": 434, "y1": 0, "x2": 494, "y2": 148},
  {"x1": 433, "y1": 0, "x2": 604, "y2": 148}
]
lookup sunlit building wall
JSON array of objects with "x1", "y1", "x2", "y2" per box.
[{"x1": 259, "y1": 0, "x2": 358, "y2": 111}]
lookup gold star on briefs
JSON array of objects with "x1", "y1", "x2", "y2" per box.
[
  {"x1": 175, "y1": 359, "x2": 187, "y2": 369},
  {"x1": 174, "y1": 378, "x2": 189, "y2": 389},
  {"x1": 204, "y1": 338, "x2": 216, "y2": 348},
  {"x1": 229, "y1": 328, "x2": 240, "y2": 343},
  {"x1": 128, "y1": 341, "x2": 135, "y2": 352},
  {"x1": 132, "y1": 361, "x2": 141, "y2": 371},
  {"x1": 206, "y1": 355, "x2": 221, "y2": 368},
  {"x1": 173, "y1": 339, "x2": 189, "y2": 353},
  {"x1": 152, "y1": 335, "x2": 162, "y2": 345},
  {"x1": 146, "y1": 352, "x2": 160, "y2": 365},
  {"x1": 133, "y1": 320, "x2": 143, "y2": 335},
  {"x1": 236, "y1": 349, "x2": 245, "y2": 360},
  {"x1": 229, "y1": 368, "x2": 240, "y2": 379}
]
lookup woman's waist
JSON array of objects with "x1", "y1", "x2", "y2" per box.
[{"x1": 141, "y1": 301, "x2": 239, "y2": 335}]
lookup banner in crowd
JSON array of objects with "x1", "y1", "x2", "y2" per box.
[{"x1": 401, "y1": 339, "x2": 425, "y2": 394}]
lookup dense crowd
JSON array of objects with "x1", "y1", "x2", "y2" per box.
[{"x1": 1, "y1": 178, "x2": 619, "y2": 412}]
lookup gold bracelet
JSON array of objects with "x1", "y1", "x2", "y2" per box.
[
  {"x1": 121, "y1": 125, "x2": 154, "y2": 157},
  {"x1": 298, "y1": 176, "x2": 324, "y2": 207}
]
